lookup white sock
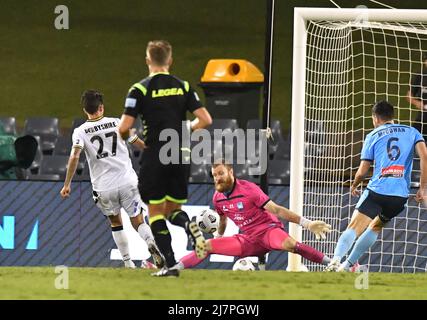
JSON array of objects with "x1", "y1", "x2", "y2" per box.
[
  {"x1": 137, "y1": 222, "x2": 155, "y2": 243},
  {"x1": 112, "y1": 227, "x2": 131, "y2": 262}
]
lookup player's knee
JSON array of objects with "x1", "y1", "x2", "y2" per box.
[
  {"x1": 348, "y1": 220, "x2": 369, "y2": 237},
  {"x1": 130, "y1": 215, "x2": 143, "y2": 230},
  {"x1": 108, "y1": 214, "x2": 122, "y2": 227},
  {"x1": 282, "y1": 237, "x2": 296, "y2": 252}
]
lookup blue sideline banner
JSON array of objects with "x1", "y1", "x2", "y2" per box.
[{"x1": 1, "y1": 181, "x2": 426, "y2": 271}]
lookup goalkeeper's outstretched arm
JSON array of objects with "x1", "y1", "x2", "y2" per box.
[
  {"x1": 264, "y1": 200, "x2": 331, "y2": 239},
  {"x1": 264, "y1": 200, "x2": 302, "y2": 225}
]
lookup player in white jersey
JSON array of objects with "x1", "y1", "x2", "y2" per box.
[{"x1": 60, "y1": 90, "x2": 165, "y2": 269}]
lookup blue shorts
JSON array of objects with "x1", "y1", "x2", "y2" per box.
[{"x1": 356, "y1": 189, "x2": 408, "y2": 223}]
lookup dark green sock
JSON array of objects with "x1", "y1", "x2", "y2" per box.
[{"x1": 150, "y1": 218, "x2": 176, "y2": 268}]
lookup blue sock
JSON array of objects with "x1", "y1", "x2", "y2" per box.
[
  {"x1": 347, "y1": 228, "x2": 378, "y2": 265},
  {"x1": 333, "y1": 228, "x2": 357, "y2": 261}
]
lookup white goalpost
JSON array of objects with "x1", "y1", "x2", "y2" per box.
[{"x1": 290, "y1": 7, "x2": 427, "y2": 272}]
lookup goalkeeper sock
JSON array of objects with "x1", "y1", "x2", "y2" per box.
[
  {"x1": 294, "y1": 242, "x2": 326, "y2": 265},
  {"x1": 168, "y1": 209, "x2": 191, "y2": 232},
  {"x1": 180, "y1": 251, "x2": 205, "y2": 269},
  {"x1": 347, "y1": 228, "x2": 378, "y2": 265},
  {"x1": 111, "y1": 225, "x2": 131, "y2": 262},
  {"x1": 333, "y1": 228, "x2": 357, "y2": 262},
  {"x1": 150, "y1": 216, "x2": 176, "y2": 268}
]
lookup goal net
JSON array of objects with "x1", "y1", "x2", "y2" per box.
[{"x1": 290, "y1": 8, "x2": 427, "y2": 272}]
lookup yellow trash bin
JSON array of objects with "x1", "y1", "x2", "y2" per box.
[{"x1": 199, "y1": 59, "x2": 264, "y2": 128}]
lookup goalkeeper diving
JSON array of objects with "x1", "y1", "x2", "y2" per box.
[{"x1": 161, "y1": 159, "x2": 332, "y2": 275}]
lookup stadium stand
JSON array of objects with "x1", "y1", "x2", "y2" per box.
[
  {"x1": 28, "y1": 135, "x2": 43, "y2": 174},
  {"x1": 273, "y1": 139, "x2": 291, "y2": 160},
  {"x1": 53, "y1": 136, "x2": 72, "y2": 156},
  {"x1": 268, "y1": 159, "x2": 290, "y2": 185},
  {"x1": 39, "y1": 155, "x2": 69, "y2": 179},
  {"x1": 71, "y1": 118, "x2": 86, "y2": 133},
  {"x1": 189, "y1": 163, "x2": 209, "y2": 183},
  {"x1": 24, "y1": 117, "x2": 60, "y2": 155},
  {"x1": 207, "y1": 118, "x2": 239, "y2": 133},
  {"x1": 27, "y1": 173, "x2": 61, "y2": 181},
  {"x1": 0, "y1": 117, "x2": 17, "y2": 135}
]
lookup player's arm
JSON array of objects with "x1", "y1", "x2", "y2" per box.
[
  {"x1": 351, "y1": 160, "x2": 371, "y2": 196},
  {"x1": 191, "y1": 107, "x2": 212, "y2": 131},
  {"x1": 60, "y1": 146, "x2": 82, "y2": 198},
  {"x1": 118, "y1": 114, "x2": 136, "y2": 140},
  {"x1": 119, "y1": 87, "x2": 143, "y2": 140},
  {"x1": 127, "y1": 128, "x2": 146, "y2": 150},
  {"x1": 415, "y1": 141, "x2": 427, "y2": 202},
  {"x1": 264, "y1": 200, "x2": 331, "y2": 240},
  {"x1": 216, "y1": 214, "x2": 227, "y2": 238},
  {"x1": 406, "y1": 89, "x2": 424, "y2": 110}
]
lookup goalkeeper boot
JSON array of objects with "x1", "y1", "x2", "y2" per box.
[
  {"x1": 323, "y1": 258, "x2": 340, "y2": 272},
  {"x1": 151, "y1": 267, "x2": 179, "y2": 277},
  {"x1": 147, "y1": 240, "x2": 166, "y2": 269},
  {"x1": 188, "y1": 221, "x2": 207, "y2": 259}
]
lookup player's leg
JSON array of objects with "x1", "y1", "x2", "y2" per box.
[
  {"x1": 338, "y1": 216, "x2": 384, "y2": 271},
  {"x1": 325, "y1": 190, "x2": 379, "y2": 271},
  {"x1": 165, "y1": 201, "x2": 207, "y2": 259},
  {"x1": 148, "y1": 203, "x2": 177, "y2": 268},
  {"x1": 330, "y1": 210, "x2": 372, "y2": 261},
  {"x1": 120, "y1": 184, "x2": 165, "y2": 269},
  {"x1": 164, "y1": 163, "x2": 207, "y2": 259},
  {"x1": 265, "y1": 228, "x2": 331, "y2": 265},
  {"x1": 139, "y1": 152, "x2": 177, "y2": 271},
  {"x1": 108, "y1": 214, "x2": 135, "y2": 268},
  {"x1": 93, "y1": 189, "x2": 135, "y2": 268},
  {"x1": 339, "y1": 195, "x2": 407, "y2": 271},
  {"x1": 174, "y1": 235, "x2": 245, "y2": 270}
]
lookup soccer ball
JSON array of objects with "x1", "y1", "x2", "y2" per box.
[
  {"x1": 232, "y1": 257, "x2": 256, "y2": 271},
  {"x1": 196, "y1": 209, "x2": 219, "y2": 234}
]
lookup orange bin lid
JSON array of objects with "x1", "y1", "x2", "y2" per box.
[{"x1": 201, "y1": 59, "x2": 264, "y2": 83}]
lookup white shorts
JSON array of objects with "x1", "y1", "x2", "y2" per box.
[{"x1": 93, "y1": 184, "x2": 146, "y2": 218}]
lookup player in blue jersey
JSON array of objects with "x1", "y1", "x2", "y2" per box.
[{"x1": 325, "y1": 100, "x2": 427, "y2": 272}]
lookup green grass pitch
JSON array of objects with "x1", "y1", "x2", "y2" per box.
[{"x1": 0, "y1": 267, "x2": 426, "y2": 300}]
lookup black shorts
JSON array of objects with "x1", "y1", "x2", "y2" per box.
[
  {"x1": 356, "y1": 189, "x2": 408, "y2": 223},
  {"x1": 138, "y1": 147, "x2": 190, "y2": 205}
]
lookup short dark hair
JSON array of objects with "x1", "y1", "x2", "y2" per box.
[
  {"x1": 372, "y1": 100, "x2": 394, "y2": 121},
  {"x1": 81, "y1": 90, "x2": 103, "y2": 114},
  {"x1": 146, "y1": 40, "x2": 172, "y2": 66}
]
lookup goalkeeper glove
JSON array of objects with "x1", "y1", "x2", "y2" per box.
[{"x1": 299, "y1": 217, "x2": 331, "y2": 240}]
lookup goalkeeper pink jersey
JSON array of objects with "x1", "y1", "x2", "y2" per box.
[{"x1": 213, "y1": 179, "x2": 283, "y2": 236}]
